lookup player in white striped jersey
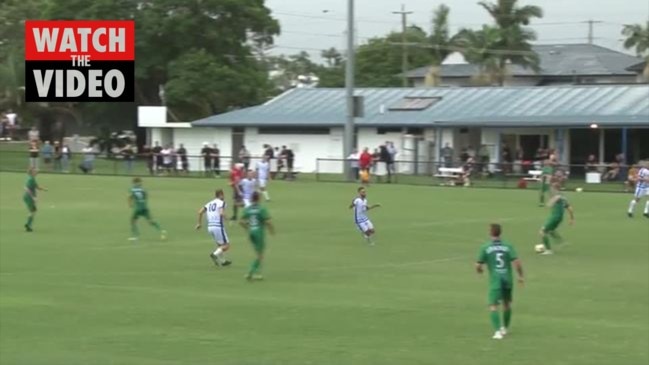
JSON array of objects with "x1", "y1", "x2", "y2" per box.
[
  {"x1": 627, "y1": 160, "x2": 649, "y2": 218},
  {"x1": 238, "y1": 170, "x2": 258, "y2": 207},
  {"x1": 256, "y1": 156, "x2": 271, "y2": 202},
  {"x1": 348, "y1": 186, "x2": 381, "y2": 245},
  {"x1": 195, "y1": 189, "x2": 232, "y2": 266}
]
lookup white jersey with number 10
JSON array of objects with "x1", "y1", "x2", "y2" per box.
[{"x1": 204, "y1": 198, "x2": 226, "y2": 227}]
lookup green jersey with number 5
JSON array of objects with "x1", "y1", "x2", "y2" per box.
[
  {"x1": 130, "y1": 187, "x2": 148, "y2": 211},
  {"x1": 477, "y1": 240, "x2": 518, "y2": 289}
]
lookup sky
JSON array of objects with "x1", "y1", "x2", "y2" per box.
[{"x1": 265, "y1": 0, "x2": 649, "y2": 60}]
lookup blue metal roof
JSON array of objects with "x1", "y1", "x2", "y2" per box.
[{"x1": 191, "y1": 85, "x2": 649, "y2": 128}]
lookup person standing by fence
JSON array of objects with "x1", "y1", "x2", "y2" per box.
[
  {"x1": 79, "y1": 146, "x2": 95, "y2": 174},
  {"x1": 61, "y1": 144, "x2": 71, "y2": 172},
  {"x1": 212, "y1": 144, "x2": 221, "y2": 177},
  {"x1": 239, "y1": 145, "x2": 251, "y2": 171},
  {"x1": 53, "y1": 141, "x2": 62, "y2": 172},
  {"x1": 201, "y1": 142, "x2": 212, "y2": 177},
  {"x1": 28, "y1": 141, "x2": 39, "y2": 169},
  {"x1": 348, "y1": 148, "x2": 360, "y2": 181}
]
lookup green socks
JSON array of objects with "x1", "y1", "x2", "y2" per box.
[
  {"x1": 249, "y1": 259, "x2": 261, "y2": 275},
  {"x1": 490, "y1": 311, "x2": 501, "y2": 331},
  {"x1": 131, "y1": 222, "x2": 139, "y2": 237},
  {"x1": 26, "y1": 215, "x2": 34, "y2": 228},
  {"x1": 503, "y1": 309, "x2": 512, "y2": 328},
  {"x1": 150, "y1": 221, "x2": 162, "y2": 231},
  {"x1": 543, "y1": 235, "x2": 551, "y2": 249}
]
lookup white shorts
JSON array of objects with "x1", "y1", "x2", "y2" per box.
[
  {"x1": 259, "y1": 179, "x2": 268, "y2": 188},
  {"x1": 356, "y1": 220, "x2": 374, "y2": 233},
  {"x1": 635, "y1": 187, "x2": 648, "y2": 199},
  {"x1": 208, "y1": 226, "x2": 229, "y2": 245},
  {"x1": 243, "y1": 198, "x2": 252, "y2": 207}
]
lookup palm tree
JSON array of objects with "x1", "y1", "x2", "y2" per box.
[
  {"x1": 424, "y1": 4, "x2": 453, "y2": 86},
  {"x1": 455, "y1": 26, "x2": 503, "y2": 85},
  {"x1": 622, "y1": 22, "x2": 649, "y2": 80},
  {"x1": 476, "y1": 0, "x2": 543, "y2": 85},
  {"x1": 321, "y1": 47, "x2": 342, "y2": 68}
]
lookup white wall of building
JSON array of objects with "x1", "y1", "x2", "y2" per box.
[
  {"x1": 171, "y1": 127, "x2": 232, "y2": 171},
  {"x1": 243, "y1": 127, "x2": 344, "y2": 173},
  {"x1": 357, "y1": 128, "x2": 402, "y2": 154}
]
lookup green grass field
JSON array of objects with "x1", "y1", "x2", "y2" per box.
[{"x1": 0, "y1": 172, "x2": 647, "y2": 365}]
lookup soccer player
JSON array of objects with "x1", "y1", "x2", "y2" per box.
[
  {"x1": 256, "y1": 156, "x2": 271, "y2": 202},
  {"x1": 349, "y1": 186, "x2": 380, "y2": 245},
  {"x1": 128, "y1": 178, "x2": 166, "y2": 241},
  {"x1": 23, "y1": 168, "x2": 47, "y2": 232},
  {"x1": 627, "y1": 160, "x2": 649, "y2": 218},
  {"x1": 196, "y1": 189, "x2": 232, "y2": 266},
  {"x1": 240, "y1": 191, "x2": 274, "y2": 281},
  {"x1": 539, "y1": 158, "x2": 555, "y2": 206},
  {"x1": 229, "y1": 163, "x2": 244, "y2": 220},
  {"x1": 239, "y1": 170, "x2": 258, "y2": 208},
  {"x1": 476, "y1": 223, "x2": 524, "y2": 340},
  {"x1": 539, "y1": 183, "x2": 575, "y2": 255}
]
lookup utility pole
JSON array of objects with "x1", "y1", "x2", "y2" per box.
[
  {"x1": 393, "y1": 4, "x2": 413, "y2": 87},
  {"x1": 584, "y1": 19, "x2": 603, "y2": 45},
  {"x1": 344, "y1": 0, "x2": 355, "y2": 181}
]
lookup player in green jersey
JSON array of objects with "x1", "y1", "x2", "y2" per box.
[
  {"x1": 476, "y1": 224, "x2": 525, "y2": 340},
  {"x1": 539, "y1": 159, "x2": 555, "y2": 206},
  {"x1": 23, "y1": 168, "x2": 47, "y2": 232},
  {"x1": 240, "y1": 192, "x2": 274, "y2": 281},
  {"x1": 128, "y1": 177, "x2": 166, "y2": 241},
  {"x1": 539, "y1": 183, "x2": 574, "y2": 255}
]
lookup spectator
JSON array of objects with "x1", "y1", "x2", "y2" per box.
[
  {"x1": 263, "y1": 144, "x2": 274, "y2": 159},
  {"x1": 359, "y1": 147, "x2": 372, "y2": 174},
  {"x1": 201, "y1": 142, "x2": 212, "y2": 177},
  {"x1": 387, "y1": 141, "x2": 397, "y2": 179},
  {"x1": 79, "y1": 146, "x2": 95, "y2": 174},
  {"x1": 281, "y1": 145, "x2": 295, "y2": 180},
  {"x1": 585, "y1": 154, "x2": 599, "y2": 172},
  {"x1": 41, "y1": 141, "x2": 53, "y2": 170},
  {"x1": 28, "y1": 126, "x2": 40, "y2": 143},
  {"x1": 466, "y1": 145, "x2": 476, "y2": 159},
  {"x1": 348, "y1": 148, "x2": 360, "y2": 180},
  {"x1": 460, "y1": 148, "x2": 469, "y2": 163},
  {"x1": 478, "y1": 144, "x2": 490, "y2": 172},
  {"x1": 61, "y1": 144, "x2": 71, "y2": 172},
  {"x1": 276, "y1": 146, "x2": 285, "y2": 178},
  {"x1": 239, "y1": 145, "x2": 251, "y2": 170},
  {"x1": 461, "y1": 157, "x2": 475, "y2": 187},
  {"x1": 5, "y1": 109, "x2": 16, "y2": 140},
  {"x1": 603, "y1": 161, "x2": 620, "y2": 181},
  {"x1": 122, "y1": 144, "x2": 135, "y2": 174},
  {"x1": 502, "y1": 145, "x2": 512, "y2": 173},
  {"x1": 152, "y1": 141, "x2": 163, "y2": 173},
  {"x1": 212, "y1": 143, "x2": 221, "y2": 177},
  {"x1": 53, "y1": 141, "x2": 62, "y2": 172},
  {"x1": 371, "y1": 148, "x2": 380, "y2": 176},
  {"x1": 140, "y1": 145, "x2": 154, "y2": 175},
  {"x1": 177, "y1": 144, "x2": 189, "y2": 174},
  {"x1": 161, "y1": 145, "x2": 174, "y2": 174},
  {"x1": 441, "y1": 143, "x2": 454, "y2": 168},
  {"x1": 28, "y1": 141, "x2": 39, "y2": 169},
  {"x1": 379, "y1": 144, "x2": 391, "y2": 183}
]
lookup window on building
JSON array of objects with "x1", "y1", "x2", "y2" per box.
[
  {"x1": 257, "y1": 127, "x2": 330, "y2": 135},
  {"x1": 389, "y1": 96, "x2": 442, "y2": 111},
  {"x1": 377, "y1": 127, "x2": 403, "y2": 135},
  {"x1": 405, "y1": 127, "x2": 423, "y2": 135}
]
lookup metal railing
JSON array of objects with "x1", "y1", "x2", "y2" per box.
[
  {"x1": 0, "y1": 150, "x2": 298, "y2": 179},
  {"x1": 315, "y1": 158, "x2": 638, "y2": 193}
]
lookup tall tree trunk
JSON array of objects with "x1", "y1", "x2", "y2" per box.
[{"x1": 424, "y1": 65, "x2": 442, "y2": 86}]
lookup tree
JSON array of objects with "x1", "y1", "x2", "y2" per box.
[
  {"x1": 321, "y1": 48, "x2": 342, "y2": 68},
  {"x1": 424, "y1": 4, "x2": 454, "y2": 86},
  {"x1": 355, "y1": 25, "x2": 431, "y2": 87},
  {"x1": 474, "y1": 0, "x2": 543, "y2": 85},
  {"x1": 622, "y1": 22, "x2": 649, "y2": 79},
  {"x1": 454, "y1": 26, "x2": 503, "y2": 85}
]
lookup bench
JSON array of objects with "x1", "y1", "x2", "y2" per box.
[
  {"x1": 435, "y1": 167, "x2": 465, "y2": 185},
  {"x1": 523, "y1": 170, "x2": 542, "y2": 182}
]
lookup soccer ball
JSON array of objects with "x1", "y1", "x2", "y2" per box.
[
  {"x1": 575, "y1": 187, "x2": 583, "y2": 192},
  {"x1": 534, "y1": 244, "x2": 546, "y2": 253}
]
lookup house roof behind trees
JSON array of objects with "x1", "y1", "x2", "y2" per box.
[{"x1": 405, "y1": 44, "x2": 643, "y2": 79}]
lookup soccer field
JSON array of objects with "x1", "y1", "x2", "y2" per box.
[{"x1": 0, "y1": 172, "x2": 647, "y2": 365}]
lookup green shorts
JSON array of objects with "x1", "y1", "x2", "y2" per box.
[
  {"x1": 23, "y1": 195, "x2": 36, "y2": 213},
  {"x1": 488, "y1": 286, "x2": 513, "y2": 306},
  {"x1": 540, "y1": 181, "x2": 550, "y2": 193},
  {"x1": 132, "y1": 209, "x2": 151, "y2": 220},
  {"x1": 249, "y1": 232, "x2": 266, "y2": 254},
  {"x1": 543, "y1": 217, "x2": 563, "y2": 232}
]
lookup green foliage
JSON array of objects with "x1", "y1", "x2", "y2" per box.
[{"x1": 622, "y1": 22, "x2": 649, "y2": 58}]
